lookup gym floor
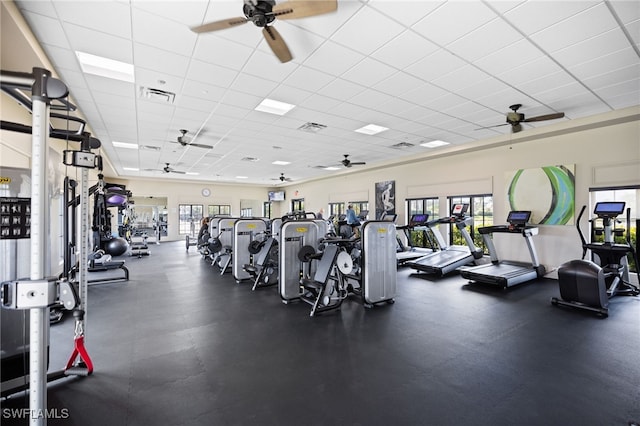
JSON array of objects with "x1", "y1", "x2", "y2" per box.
[{"x1": 2, "y1": 241, "x2": 639, "y2": 426}]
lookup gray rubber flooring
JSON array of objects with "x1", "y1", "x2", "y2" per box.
[{"x1": 2, "y1": 240, "x2": 639, "y2": 425}]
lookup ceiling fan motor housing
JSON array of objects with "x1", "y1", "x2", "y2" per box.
[
  {"x1": 506, "y1": 112, "x2": 525, "y2": 125},
  {"x1": 244, "y1": 0, "x2": 276, "y2": 27}
]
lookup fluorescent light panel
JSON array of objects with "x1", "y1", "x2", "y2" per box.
[
  {"x1": 185, "y1": 172, "x2": 199, "y2": 176},
  {"x1": 324, "y1": 166, "x2": 341, "y2": 171},
  {"x1": 355, "y1": 124, "x2": 388, "y2": 135},
  {"x1": 76, "y1": 51, "x2": 134, "y2": 83},
  {"x1": 255, "y1": 98, "x2": 296, "y2": 116},
  {"x1": 420, "y1": 140, "x2": 450, "y2": 148},
  {"x1": 235, "y1": 176, "x2": 248, "y2": 179},
  {"x1": 123, "y1": 167, "x2": 139, "y2": 171},
  {"x1": 112, "y1": 141, "x2": 139, "y2": 149},
  {"x1": 272, "y1": 160, "x2": 290, "y2": 165}
]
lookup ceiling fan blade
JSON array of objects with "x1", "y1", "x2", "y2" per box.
[
  {"x1": 522, "y1": 112, "x2": 565, "y2": 123},
  {"x1": 190, "y1": 17, "x2": 248, "y2": 33},
  {"x1": 351, "y1": 162, "x2": 366, "y2": 166},
  {"x1": 474, "y1": 123, "x2": 510, "y2": 130},
  {"x1": 171, "y1": 170, "x2": 186, "y2": 174},
  {"x1": 273, "y1": 0, "x2": 338, "y2": 20},
  {"x1": 187, "y1": 142, "x2": 213, "y2": 149},
  {"x1": 262, "y1": 26, "x2": 292, "y2": 63}
]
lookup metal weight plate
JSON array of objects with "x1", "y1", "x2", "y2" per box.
[
  {"x1": 336, "y1": 251, "x2": 353, "y2": 274},
  {"x1": 297, "y1": 245, "x2": 317, "y2": 262},
  {"x1": 209, "y1": 237, "x2": 222, "y2": 253},
  {"x1": 248, "y1": 240, "x2": 263, "y2": 254}
]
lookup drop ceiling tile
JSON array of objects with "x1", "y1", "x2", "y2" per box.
[
  {"x1": 553, "y1": 91, "x2": 610, "y2": 117},
  {"x1": 64, "y1": 24, "x2": 133, "y2": 64},
  {"x1": 40, "y1": 44, "x2": 84, "y2": 75},
  {"x1": 15, "y1": 1, "x2": 57, "y2": 18},
  {"x1": 473, "y1": 38, "x2": 545, "y2": 76},
  {"x1": 367, "y1": 0, "x2": 444, "y2": 27},
  {"x1": 405, "y1": 49, "x2": 467, "y2": 82},
  {"x1": 553, "y1": 28, "x2": 632, "y2": 70},
  {"x1": 192, "y1": 34, "x2": 256, "y2": 70},
  {"x1": 516, "y1": 70, "x2": 576, "y2": 99},
  {"x1": 423, "y1": 92, "x2": 469, "y2": 112},
  {"x1": 341, "y1": 57, "x2": 397, "y2": 88},
  {"x1": 173, "y1": 94, "x2": 217, "y2": 114},
  {"x1": 284, "y1": 66, "x2": 335, "y2": 93},
  {"x1": 349, "y1": 89, "x2": 396, "y2": 110},
  {"x1": 529, "y1": 82, "x2": 592, "y2": 106},
  {"x1": 503, "y1": 1, "x2": 599, "y2": 36},
  {"x1": 567, "y1": 47, "x2": 639, "y2": 81},
  {"x1": 186, "y1": 59, "x2": 238, "y2": 87},
  {"x1": 432, "y1": 65, "x2": 491, "y2": 96},
  {"x1": 133, "y1": 43, "x2": 191, "y2": 78},
  {"x1": 530, "y1": 3, "x2": 619, "y2": 53},
  {"x1": 448, "y1": 18, "x2": 523, "y2": 63},
  {"x1": 135, "y1": 67, "x2": 184, "y2": 95},
  {"x1": 371, "y1": 30, "x2": 439, "y2": 70},
  {"x1": 301, "y1": 93, "x2": 343, "y2": 113},
  {"x1": 228, "y1": 73, "x2": 279, "y2": 98},
  {"x1": 131, "y1": 7, "x2": 197, "y2": 56},
  {"x1": 131, "y1": 1, "x2": 209, "y2": 25},
  {"x1": 398, "y1": 82, "x2": 448, "y2": 105},
  {"x1": 20, "y1": 11, "x2": 69, "y2": 50},
  {"x1": 412, "y1": 1, "x2": 496, "y2": 46},
  {"x1": 497, "y1": 55, "x2": 564, "y2": 89},
  {"x1": 218, "y1": 90, "x2": 262, "y2": 110},
  {"x1": 583, "y1": 64, "x2": 640, "y2": 91},
  {"x1": 85, "y1": 74, "x2": 135, "y2": 98},
  {"x1": 373, "y1": 71, "x2": 424, "y2": 97},
  {"x1": 594, "y1": 79, "x2": 640, "y2": 101},
  {"x1": 606, "y1": 1, "x2": 640, "y2": 24},
  {"x1": 179, "y1": 79, "x2": 225, "y2": 101},
  {"x1": 626, "y1": 19, "x2": 640, "y2": 45},
  {"x1": 376, "y1": 97, "x2": 417, "y2": 117},
  {"x1": 241, "y1": 50, "x2": 298, "y2": 83},
  {"x1": 474, "y1": 86, "x2": 538, "y2": 112},
  {"x1": 604, "y1": 89, "x2": 640, "y2": 110},
  {"x1": 268, "y1": 85, "x2": 313, "y2": 105},
  {"x1": 332, "y1": 6, "x2": 406, "y2": 56},
  {"x1": 304, "y1": 41, "x2": 366, "y2": 77},
  {"x1": 321, "y1": 78, "x2": 366, "y2": 102},
  {"x1": 53, "y1": 0, "x2": 132, "y2": 39}
]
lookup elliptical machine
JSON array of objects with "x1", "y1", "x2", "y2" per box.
[{"x1": 552, "y1": 201, "x2": 639, "y2": 317}]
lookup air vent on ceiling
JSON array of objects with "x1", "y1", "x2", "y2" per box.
[
  {"x1": 140, "y1": 145, "x2": 161, "y2": 151},
  {"x1": 241, "y1": 156, "x2": 259, "y2": 162},
  {"x1": 139, "y1": 86, "x2": 176, "y2": 104},
  {"x1": 298, "y1": 122, "x2": 327, "y2": 133},
  {"x1": 390, "y1": 142, "x2": 415, "y2": 149}
]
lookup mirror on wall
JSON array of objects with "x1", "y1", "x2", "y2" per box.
[
  {"x1": 128, "y1": 196, "x2": 168, "y2": 237},
  {"x1": 240, "y1": 199, "x2": 262, "y2": 217}
]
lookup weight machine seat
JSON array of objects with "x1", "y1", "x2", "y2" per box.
[
  {"x1": 557, "y1": 259, "x2": 608, "y2": 309},
  {"x1": 301, "y1": 244, "x2": 339, "y2": 291},
  {"x1": 88, "y1": 260, "x2": 125, "y2": 271},
  {"x1": 244, "y1": 238, "x2": 276, "y2": 274}
]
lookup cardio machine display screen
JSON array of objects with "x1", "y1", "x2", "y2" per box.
[
  {"x1": 451, "y1": 203, "x2": 469, "y2": 216},
  {"x1": 507, "y1": 210, "x2": 531, "y2": 225},
  {"x1": 593, "y1": 201, "x2": 625, "y2": 216},
  {"x1": 410, "y1": 214, "x2": 429, "y2": 225}
]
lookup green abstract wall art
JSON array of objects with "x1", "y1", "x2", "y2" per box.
[{"x1": 506, "y1": 165, "x2": 575, "y2": 225}]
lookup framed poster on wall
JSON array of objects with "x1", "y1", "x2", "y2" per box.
[{"x1": 375, "y1": 180, "x2": 395, "y2": 220}]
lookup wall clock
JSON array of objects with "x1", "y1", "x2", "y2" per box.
[{"x1": 201, "y1": 188, "x2": 211, "y2": 197}]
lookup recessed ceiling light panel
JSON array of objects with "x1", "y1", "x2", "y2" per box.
[
  {"x1": 255, "y1": 98, "x2": 296, "y2": 116},
  {"x1": 272, "y1": 160, "x2": 291, "y2": 165},
  {"x1": 112, "y1": 141, "x2": 139, "y2": 149},
  {"x1": 420, "y1": 140, "x2": 450, "y2": 148},
  {"x1": 76, "y1": 51, "x2": 134, "y2": 83},
  {"x1": 355, "y1": 124, "x2": 389, "y2": 135}
]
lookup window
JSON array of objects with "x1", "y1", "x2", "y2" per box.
[
  {"x1": 264, "y1": 202, "x2": 272, "y2": 219},
  {"x1": 328, "y1": 203, "x2": 345, "y2": 219},
  {"x1": 448, "y1": 195, "x2": 493, "y2": 254},
  {"x1": 208, "y1": 204, "x2": 231, "y2": 216},
  {"x1": 291, "y1": 198, "x2": 304, "y2": 213},
  {"x1": 179, "y1": 204, "x2": 203, "y2": 235},
  {"x1": 349, "y1": 201, "x2": 369, "y2": 219},
  {"x1": 405, "y1": 197, "x2": 439, "y2": 249},
  {"x1": 589, "y1": 186, "x2": 638, "y2": 272}
]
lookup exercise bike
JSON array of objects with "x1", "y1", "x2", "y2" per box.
[{"x1": 552, "y1": 201, "x2": 639, "y2": 317}]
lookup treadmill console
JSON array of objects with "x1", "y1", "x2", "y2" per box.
[
  {"x1": 381, "y1": 213, "x2": 397, "y2": 223},
  {"x1": 593, "y1": 201, "x2": 625, "y2": 219},
  {"x1": 451, "y1": 203, "x2": 469, "y2": 217},
  {"x1": 507, "y1": 211, "x2": 531, "y2": 230},
  {"x1": 409, "y1": 214, "x2": 430, "y2": 227}
]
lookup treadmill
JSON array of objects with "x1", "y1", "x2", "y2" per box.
[
  {"x1": 407, "y1": 203, "x2": 484, "y2": 276},
  {"x1": 459, "y1": 210, "x2": 546, "y2": 288},
  {"x1": 396, "y1": 214, "x2": 438, "y2": 265}
]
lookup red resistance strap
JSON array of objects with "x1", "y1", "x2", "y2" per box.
[{"x1": 65, "y1": 335, "x2": 94, "y2": 375}]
